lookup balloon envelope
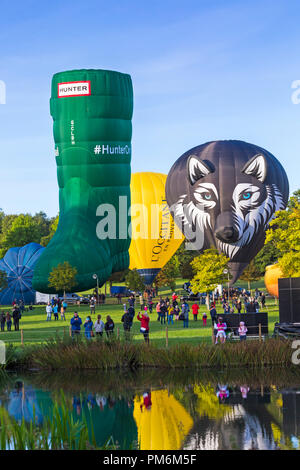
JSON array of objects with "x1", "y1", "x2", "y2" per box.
[
  {"x1": 166, "y1": 140, "x2": 289, "y2": 283},
  {"x1": 0, "y1": 243, "x2": 44, "y2": 305},
  {"x1": 264, "y1": 264, "x2": 283, "y2": 298},
  {"x1": 129, "y1": 172, "x2": 184, "y2": 285}
]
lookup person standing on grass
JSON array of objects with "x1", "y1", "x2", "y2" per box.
[
  {"x1": 192, "y1": 302, "x2": 199, "y2": 321},
  {"x1": 202, "y1": 311, "x2": 207, "y2": 327},
  {"x1": 94, "y1": 314, "x2": 105, "y2": 336},
  {"x1": 127, "y1": 305, "x2": 135, "y2": 326},
  {"x1": 137, "y1": 310, "x2": 150, "y2": 344},
  {"x1": 84, "y1": 316, "x2": 94, "y2": 340},
  {"x1": 46, "y1": 302, "x2": 52, "y2": 321},
  {"x1": 90, "y1": 297, "x2": 96, "y2": 315},
  {"x1": 70, "y1": 312, "x2": 82, "y2": 338},
  {"x1": 105, "y1": 315, "x2": 115, "y2": 337},
  {"x1": 60, "y1": 304, "x2": 66, "y2": 321},
  {"x1": 0, "y1": 312, "x2": 6, "y2": 332},
  {"x1": 260, "y1": 292, "x2": 266, "y2": 309},
  {"x1": 160, "y1": 301, "x2": 167, "y2": 325},
  {"x1": 174, "y1": 305, "x2": 180, "y2": 322},
  {"x1": 128, "y1": 295, "x2": 135, "y2": 308},
  {"x1": 53, "y1": 303, "x2": 58, "y2": 320},
  {"x1": 12, "y1": 306, "x2": 20, "y2": 331},
  {"x1": 168, "y1": 304, "x2": 174, "y2": 325},
  {"x1": 210, "y1": 304, "x2": 217, "y2": 324},
  {"x1": 223, "y1": 302, "x2": 230, "y2": 314},
  {"x1": 156, "y1": 301, "x2": 161, "y2": 322},
  {"x1": 238, "y1": 321, "x2": 248, "y2": 341},
  {"x1": 121, "y1": 309, "x2": 132, "y2": 340},
  {"x1": 182, "y1": 301, "x2": 189, "y2": 328},
  {"x1": 19, "y1": 300, "x2": 25, "y2": 315},
  {"x1": 62, "y1": 299, "x2": 68, "y2": 313},
  {"x1": 6, "y1": 312, "x2": 12, "y2": 332}
]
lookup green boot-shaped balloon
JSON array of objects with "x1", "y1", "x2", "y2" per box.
[{"x1": 33, "y1": 69, "x2": 133, "y2": 292}]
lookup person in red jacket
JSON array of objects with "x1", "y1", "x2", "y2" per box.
[
  {"x1": 192, "y1": 302, "x2": 199, "y2": 321},
  {"x1": 137, "y1": 311, "x2": 150, "y2": 344}
]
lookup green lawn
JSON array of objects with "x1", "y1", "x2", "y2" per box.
[{"x1": 0, "y1": 292, "x2": 279, "y2": 347}]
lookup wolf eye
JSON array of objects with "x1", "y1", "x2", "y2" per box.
[
  {"x1": 204, "y1": 193, "x2": 212, "y2": 200},
  {"x1": 241, "y1": 191, "x2": 252, "y2": 200}
]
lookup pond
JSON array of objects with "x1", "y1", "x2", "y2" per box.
[{"x1": 0, "y1": 368, "x2": 299, "y2": 450}]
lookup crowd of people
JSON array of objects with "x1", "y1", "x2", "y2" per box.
[
  {"x1": 50, "y1": 288, "x2": 266, "y2": 344},
  {"x1": 218, "y1": 288, "x2": 266, "y2": 314},
  {"x1": 0, "y1": 286, "x2": 267, "y2": 345}
]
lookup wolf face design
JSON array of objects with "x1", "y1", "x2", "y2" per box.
[{"x1": 166, "y1": 140, "x2": 289, "y2": 282}]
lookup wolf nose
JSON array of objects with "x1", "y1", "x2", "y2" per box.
[
  {"x1": 214, "y1": 211, "x2": 239, "y2": 243},
  {"x1": 215, "y1": 226, "x2": 239, "y2": 242}
]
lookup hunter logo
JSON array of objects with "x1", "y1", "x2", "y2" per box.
[
  {"x1": 93, "y1": 144, "x2": 131, "y2": 155},
  {"x1": 58, "y1": 81, "x2": 91, "y2": 98}
]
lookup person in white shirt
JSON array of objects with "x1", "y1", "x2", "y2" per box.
[
  {"x1": 46, "y1": 303, "x2": 52, "y2": 321},
  {"x1": 94, "y1": 314, "x2": 105, "y2": 336}
]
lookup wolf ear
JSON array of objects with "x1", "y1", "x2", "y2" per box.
[
  {"x1": 242, "y1": 154, "x2": 267, "y2": 183},
  {"x1": 188, "y1": 155, "x2": 213, "y2": 185}
]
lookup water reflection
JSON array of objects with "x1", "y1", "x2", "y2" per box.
[{"x1": 0, "y1": 369, "x2": 300, "y2": 450}]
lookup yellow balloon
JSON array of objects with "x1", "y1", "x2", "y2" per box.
[{"x1": 129, "y1": 172, "x2": 184, "y2": 285}]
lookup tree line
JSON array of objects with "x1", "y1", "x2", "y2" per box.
[{"x1": 0, "y1": 211, "x2": 59, "y2": 257}]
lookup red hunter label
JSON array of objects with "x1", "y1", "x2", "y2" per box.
[{"x1": 58, "y1": 81, "x2": 91, "y2": 97}]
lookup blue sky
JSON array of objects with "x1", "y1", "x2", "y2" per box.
[{"x1": 0, "y1": 0, "x2": 299, "y2": 216}]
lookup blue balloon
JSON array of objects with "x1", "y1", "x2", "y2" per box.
[{"x1": 0, "y1": 243, "x2": 45, "y2": 305}]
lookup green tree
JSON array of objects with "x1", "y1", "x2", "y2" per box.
[
  {"x1": 239, "y1": 260, "x2": 262, "y2": 292},
  {"x1": 40, "y1": 214, "x2": 59, "y2": 246},
  {"x1": 48, "y1": 261, "x2": 78, "y2": 297},
  {"x1": 265, "y1": 190, "x2": 300, "y2": 277},
  {"x1": 253, "y1": 242, "x2": 279, "y2": 276},
  {"x1": 155, "y1": 256, "x2": 180, "y2": 292},
  {"x1": 190, "y1": 249, "x2": 230, "y2": 308},
  {"x1": 124, "y1": 269, "x2": 145, "y2": 292},
  {"x1": 0, "y1": 214, "x2": 42, "y2": 256},
  {"x1": 32, "y1": 211, "x2": 52, "y2": 239},
  {"x1": 0, "y1": 269, "x2": 8, "y2": 292},
  {"x1": 175, "y1": 243, "x2": 198, "y2": 280},
  {"x1": 0, "y1": 211, "x2": 56, "y2": 256}
]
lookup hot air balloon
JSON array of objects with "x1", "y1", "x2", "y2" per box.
[
  {"x1": 264, "y1": 264, "x2": 283, "y2": 298},
  {"x1": 166, "y1": 140, "x2": 289, "y2": 283},
  {"x1": 32, "y1": 69, "x2": 133, "y2": 293},
  {"x1": 129, "y1": 172, "x2": 184, "y2": 285},
  {"x1": 0, "y1": 243, "x2": 44, "y2": 305},
  {"x1": 133, "y1": 390, "x2": 193, "y2": 450}
]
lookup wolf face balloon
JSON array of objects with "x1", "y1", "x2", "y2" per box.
[{"x1": 165, "y1": 140, "x2": 289, "y2": 283}]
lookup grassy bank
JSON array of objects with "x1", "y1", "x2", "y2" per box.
[{"x1": 3, "y1": 336, "x2": 296, "y2": 371}]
